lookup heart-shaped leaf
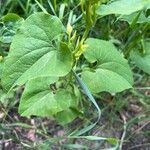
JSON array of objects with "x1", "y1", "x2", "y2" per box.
[
  {"x1": 2, "y1": 12, "x2": 73, "y2": 91},
  {"x1": 19, "y1": 77, "x2": 77, "y2": 117},
  {"x1": 96, "y1": 0, "x2": 149, "y2": 16},
  {"x1": 81, "y1": 38, "x2": 133, "y2": 93},
  {"x1": 130, "y1": 41, "x2": 150, "y2": 74}
]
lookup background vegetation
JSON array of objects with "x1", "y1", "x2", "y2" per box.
[{"x1": 0, "y1": 0, "x2": 150, "y2": 149}]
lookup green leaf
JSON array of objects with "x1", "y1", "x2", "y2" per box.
[
  {"x1": 55, "y1": 109, "x2": 80, "y2": 125},
  {"x1": 118, "y1": 12, "x2": 150, "y2": 24},
  {"x1": 0, "y1": 60, "x2": 3, "y2": 79},
  {"x1": 55, "y1": 85, "x2": 81, "y2": 124},
  {"x1": 71, "y1": 70, "x2": 101, "y2": 136},
  {"x1": 1, "y1": 13, "x2": 22, "y2": 23},
  {"x1": 19, "y1": 77, "x2": 76, "y2": 117},
  {"x1": 2, "y1": 12, "x2": 73, "y2": 91},
  {"x1": 62, "y1": 144, "x2": 89, "y2": 149},
  {"x1": 130, "y1": 41, "x2": 150, "y2": 74},
  {"x1": 83, "y1": 136, "x2": 118, "y2": 145},
  {"x1": 82, "y1": 38, "x2": 133, "y2": 93},
  {"x1": 0, "y1": 13, "x2": 24, "y2": 44},
  {"x1": 96, "y1": 0, "x2": 149, "y2": 16}
]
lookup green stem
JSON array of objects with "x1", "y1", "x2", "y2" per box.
[
  {"x1": 82, "y1": 26, "x2": 91, "y2": 40},
  {"x1": 53, "y1": 0, "x2": 57, "y2": 11}
]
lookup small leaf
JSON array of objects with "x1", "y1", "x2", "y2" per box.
[
  {"x1": 82, "y1": 38, "x2": 133, "y2": 93},
  {"x1": 1, "y1": 13, "x2": 22, "y2": 23},
  {"x1": 96, "y1": 0, "x2": 149, "y2": 16},
  {"x1": 2, "y1": 12, "x2": 73, "y2": 91},
  {"x1": 130, "y1": 41, "x2": 150, "y2": 74},
  {"x1": 19, "y1": 77, "x2": 76, "y2": 117},
  {"x1": 0, "y1": 13, "x2": 24, "y2": 44}
]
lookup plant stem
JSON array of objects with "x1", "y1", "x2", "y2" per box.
[
  {"x1": 53, "y1": 0, "x2": 56, "y2": 12},
  {"x1": 82, "y1": 27, "x2": 91, "y2": 40}
]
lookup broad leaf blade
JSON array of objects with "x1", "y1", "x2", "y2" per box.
[
  {"x1": 55, "y1": 109, "x2": 80, "y2": 125},
  {"x1": 19, "y1": 77, "x2": 75, "y2": 117},
  {"x1": 130, "y1": 41, "x2": 150, "y2": 74},
  {"x1": 118, "y1": 12, "x2": 150, "y2": 24},
  {"x1": 55, "y1": 86, "x2": 81, "y2": 125},
  {"x1": 96, "y1": 0, "x2": 149, "y2": 16},
  {"x1": 2, "y1": 12, "x2": 73, "y2": 91},
  {"x1": 82, "y1": 38, "x2": 133, "y2": 93}
]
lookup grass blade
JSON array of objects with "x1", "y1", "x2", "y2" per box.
[{"x1": 71, "y1": 70, "x2": 101, "y2": 136}]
